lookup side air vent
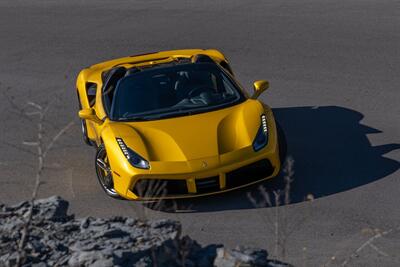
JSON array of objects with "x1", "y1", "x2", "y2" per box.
[{"x1": 85, "y1": 82, "x2": 97, "y2": 107}]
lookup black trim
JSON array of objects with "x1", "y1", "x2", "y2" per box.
[
  {"x1": 86, "y1": 82, "x2": 97, "y2": 107},
  {"x1": 129, "y1": 51, "x2": 158, "y2": 57},
  {"x1": 101, "y1": 67, "x2": 127, "y2": 115},
  {"x1": 192, "y1": 54, "x2": 215, "y2": 64},
  {"x1": 226, "y1": 159, "x2": 274, "y2": 189},
  {"x1": 220, "y1": 60, "x2": 234, "y2": 75},
  {"x1": 195, "y1": 176, "x2": 220, "y2": 194},
  {"x1": 132, "y1": 179, "x2": 188, "y2": 197}
]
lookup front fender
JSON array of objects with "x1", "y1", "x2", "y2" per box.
[{"x1": 100, "y1": 123, "x2": 150, "y2": 196}]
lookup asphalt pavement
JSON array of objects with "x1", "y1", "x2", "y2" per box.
[{"x1": 0, "y1": 0, "x2": 399, "y2": 265}]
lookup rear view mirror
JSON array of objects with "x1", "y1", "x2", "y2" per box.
[
  {"x1": 251, "y1": 80, "x2": 269, "y2": 99},
  {"x1": 78, "y1": 108, "x2": 103, "y2": 124}
]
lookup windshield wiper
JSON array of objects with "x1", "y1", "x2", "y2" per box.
[
  {"x1": 117, "y1": 116, "x2": 153, "y2": 121},
  {"x1": 118, "y1": 107, "x2": 194, "y2": 121}
]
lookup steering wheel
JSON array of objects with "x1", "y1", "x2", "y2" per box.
[{"x1": 188, "y1": 86, "x2": 215, "y2": 98}]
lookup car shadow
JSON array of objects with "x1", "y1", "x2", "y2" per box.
[{"x1": 147, "y1": 106, "x2": 400, "y2": 213}]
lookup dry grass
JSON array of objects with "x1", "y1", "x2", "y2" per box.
[{"x1": 247, "y1": 157, "x2": 314, "y2": 262}]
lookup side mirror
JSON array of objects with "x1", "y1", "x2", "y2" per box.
[
  {"x1": 78, "y1": 108, "x2": 103, "y2": 124},
  {"x1": 251, "y1": 80, "x2": 269, "y2": 99}
]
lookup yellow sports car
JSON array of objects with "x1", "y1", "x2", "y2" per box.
[{"x1": 76, "y1": 49, "x2": 286, "y2": 200}]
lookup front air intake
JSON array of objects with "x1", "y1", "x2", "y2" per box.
[{"x1": 225, "y1": 159, "x2": 274, "y2": 189}]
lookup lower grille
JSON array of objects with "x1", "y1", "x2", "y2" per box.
[
  {"x1": 132, "y1": 179, "x2": 188, "y2": 197},
  {"x1": 195, "y1": 176, "x2": 220, "y2": 194},
  {"x1": 225, "y1": 159, "x2": 274, "y2": 189},
  {"x1": 132, "y1": 159, "x2": 273, "y2": 197}
]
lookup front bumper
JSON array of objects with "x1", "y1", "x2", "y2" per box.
[
  {"x1": 112, "y1": 137, "x2": 280, "y2": 200},
  {"x1": 132, "y1": 158, "x2": 278, "y2": 200}
]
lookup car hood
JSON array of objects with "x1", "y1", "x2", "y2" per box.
[{"x1": 109, "y1": 100, "x2": 264, "y2": 162}]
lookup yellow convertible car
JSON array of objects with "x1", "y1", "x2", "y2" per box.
[{"x1": 76, "y1": 49, "x2": 286, "y2": 200}]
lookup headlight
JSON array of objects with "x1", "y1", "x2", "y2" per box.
[
  {"x1": 252, "y1": 114, "x2": 268, "y2": 152},
  {"x1": 116, "y1": 138, "x2": 150, "y2": 169}
]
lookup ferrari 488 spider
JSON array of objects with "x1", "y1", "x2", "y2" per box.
[{"x1": 76, "y1": 49, "x2": 286, "y2": 200}]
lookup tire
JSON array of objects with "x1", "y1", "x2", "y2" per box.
[
  {"x1": 95, "y1": 144, "x2": 121, "y2": 199},
  {"x1": 77, "y1": 97, "x2": 94, "y2": 147},
  {"x1": 276, "y1": 121, "x2": 287, "y2": 164},
  {"x1": 81, "y1": 119, "x2": 94, "y2": 146}
]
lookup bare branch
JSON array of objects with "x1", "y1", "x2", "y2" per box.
[
  {"x1": 22, "y1": 141, "x2": 39, "y2": 146},
  {"x1": 12, "y1": 97, "x2": 75, "y2": 266},
  {"x1": 43, "y1": 121, "x2": 75, "y2": 159},
  {"x1": 16, "y1": 111, "x2": 45, "y2": 266},
  {"x1": 0, "y1": 141, "x2": 37, "y2": 156},
  {"x1": 273, "y1": 190, "x2": 281, "y2": 259},
  {"x1": 259, "y1": 185, "x2": 272, "y2": 207},
  {"x1": 26, "y1": 101, "x2": 43, "y2": 111},
  {"x1": 283, "y1": 157, "x2": 294, "y2": 205}
]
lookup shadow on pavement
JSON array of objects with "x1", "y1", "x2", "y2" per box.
[{"x1": 150, "y1": 106, "x2": 400, "y2": 213}]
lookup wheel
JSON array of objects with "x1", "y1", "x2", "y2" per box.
[
  {"x1": 95, "y1": 144, "x2": 121, "y2": 199},
  {"x1": 276, "y1": 121, "x2": 287, "y2": 164},
  {"x1": 77, "y1": 98, "x2": 94, "y2": 147}
]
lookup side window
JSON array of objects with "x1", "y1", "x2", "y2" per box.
[
  {"x1": 102, "y1": 67, "x2": 127, "y2": 114},
  {"x1": 221, "y1": 77, "x2": 235, "y2": 95},
  {"x1": 86, "y1": 82, "x2": 97, "y2": 107}
]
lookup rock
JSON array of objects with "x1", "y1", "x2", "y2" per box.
[
  {"x1": 0, "y1": 196, "x2": 289, "y2": 267},
  {"x1": 33, "y1": 196, "x2": 70, "y2": 221},
  {"x1": 68, "y1": 250, "x2": 107, "y2": 266},
  {"x1": 30, "y1": 239, "x2": 46, "y2": 253},
  {"x1": 266, "y1": 260, "x2": 293, "y2": 267},
  {"x1": 230, "y1": 246, "x2": 269, "y2": 266},
  {"x1": 193, "y1": 244, "x2": 221, "y2": 267},
  {"x1": 91, "y1": 258, "x2": 114, "y2": 267},
  {"x1": 214, "y1": 247, "x2": 237, "y2": 267},
  {"x1": 214, "y1": 246, "x2": 270, "y2": 267},
  {"x1": 95, "y1": 228, "x2": 129, "y2": 239},
  {"x1": 32, "y1": 262, "x2": 48, "y2": 267},
  {"x1": 80, "y1": 217, "x2": 91, "y2": 229}
]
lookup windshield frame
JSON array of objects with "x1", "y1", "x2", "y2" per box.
[{"x1": 109, "y1": 63, "x2": 247, "y2": 122}]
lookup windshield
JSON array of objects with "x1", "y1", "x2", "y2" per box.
[{"x1": 110, "y1": 63, "x2": 245, "y2": 121}]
